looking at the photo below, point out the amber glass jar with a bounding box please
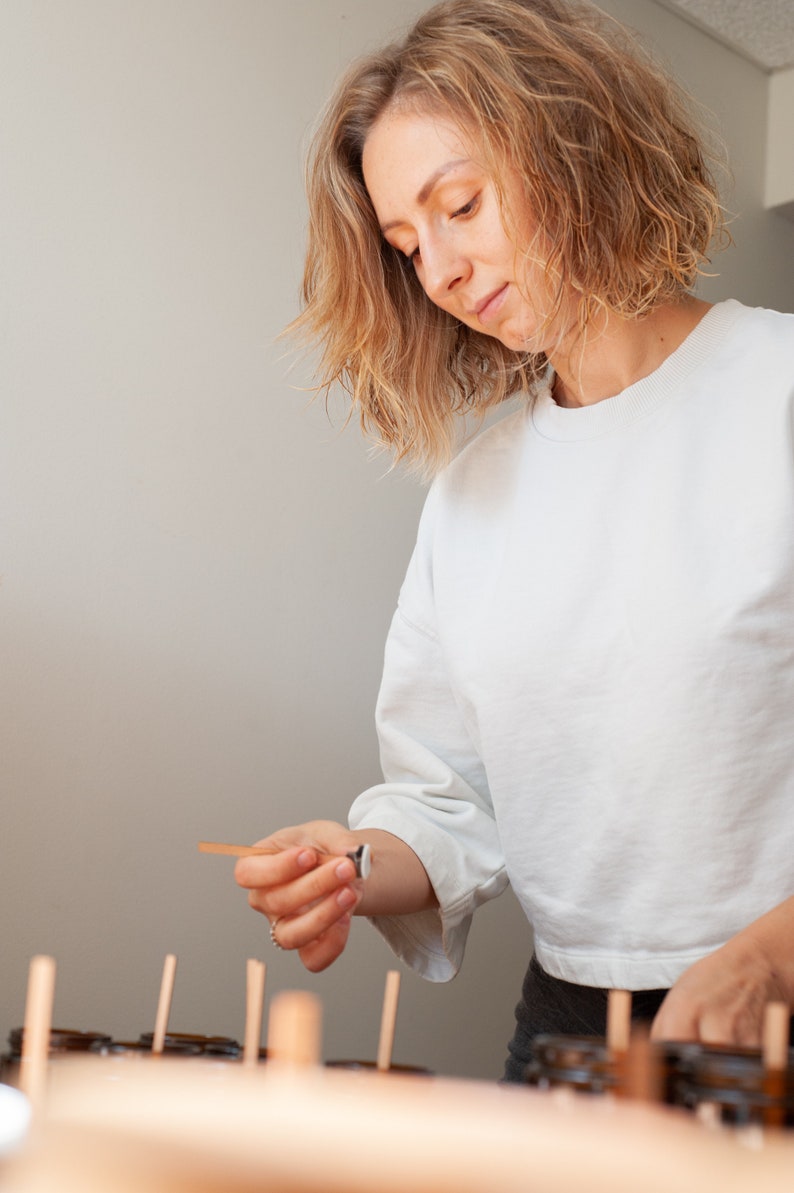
[1,1028,113,1085]
[673,1044,794,1129]
[7,1028,112,1056]
[136,1031,241,1058]
[527,1033,693,1105]
[526,1034,617,1095]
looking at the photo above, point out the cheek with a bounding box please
[481,221,518,266]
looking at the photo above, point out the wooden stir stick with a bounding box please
[198,840,372,879]
[18,954,57,1111]
[152,954,178,1055]
[243,959,266,1067]
[376,970,402,1072]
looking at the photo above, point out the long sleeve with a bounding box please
[349,490,509,981]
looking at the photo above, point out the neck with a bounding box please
[549,297,711,408]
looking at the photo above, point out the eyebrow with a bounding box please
[379,158,470,235]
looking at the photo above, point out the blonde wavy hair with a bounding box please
[289,0,728,475]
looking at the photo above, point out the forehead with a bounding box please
[361,108,480,216]
[364,106,473,165]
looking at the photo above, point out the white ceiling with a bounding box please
[654,0,794,71]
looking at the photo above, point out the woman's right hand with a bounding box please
[234,820,367,972]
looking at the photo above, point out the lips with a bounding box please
[472,284,509,324]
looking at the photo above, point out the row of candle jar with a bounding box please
[0,1027,431,1083]
[525,1034,794,1129]
[0,1027,252,1082]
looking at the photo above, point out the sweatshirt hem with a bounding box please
[534,940,723,990]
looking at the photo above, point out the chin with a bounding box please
[499,330,536,352]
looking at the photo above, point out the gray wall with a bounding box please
[1,0,792,1082]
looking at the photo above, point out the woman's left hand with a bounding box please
[650,895,794,1045]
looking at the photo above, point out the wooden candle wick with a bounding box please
[152,953,178,1055]
[606,989,632,1054]
[606,988,632,1100]
[243,958,266,1067]
[198,840,371,879]
[762,1000,790,1129]
[620,1025,663,1103]
[18,954,57,1111]
[762,1001,790,1072]
[267,990,322,1067]
[376,970,401,1072]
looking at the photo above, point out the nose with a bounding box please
[417,235,470,308]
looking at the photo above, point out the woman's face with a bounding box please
[362,107,564,353]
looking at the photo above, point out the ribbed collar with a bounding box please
[530,299,745,442]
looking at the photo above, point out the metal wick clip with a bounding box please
[346,843,372,880]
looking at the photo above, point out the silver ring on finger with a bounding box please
[269,917,285,950]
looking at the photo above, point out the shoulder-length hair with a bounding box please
[289,0,728,476]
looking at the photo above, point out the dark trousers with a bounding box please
[502,954,669,1083]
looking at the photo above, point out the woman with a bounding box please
[236,0,794,1080]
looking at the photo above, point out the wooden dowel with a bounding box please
[761,1001,790,1130]
[199,840,371,879]
[762,1001,790,1072]
[243,959,266,1067]
[267,991,322,1067]
[376,970,401,1072]
[606,989,632,1054]
[620,1025,662,1103]
[152,953,178,1055]
[18,955,56,1111]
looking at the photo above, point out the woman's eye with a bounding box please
[451,196,478,219]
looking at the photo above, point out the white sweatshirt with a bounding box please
[349,300,794,989]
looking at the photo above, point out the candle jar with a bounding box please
[526,1033,689,1104]
[526,1034,616,1095]
[136,1031,241,1058]
[1,1028,113,1086]
[673,1044,794,1129]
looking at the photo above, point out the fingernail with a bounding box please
[335,860,354,881]
[337,886,356,911]
[297,850,315,869]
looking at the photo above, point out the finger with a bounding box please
[271,883,361,953]
[234,846,318,890]
[248,887,319,919]
[650,998,699,1043]
[298,915,354,973]
[651,997,761,1047]
[699,1006,763,1048]
[258,857,358,921]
